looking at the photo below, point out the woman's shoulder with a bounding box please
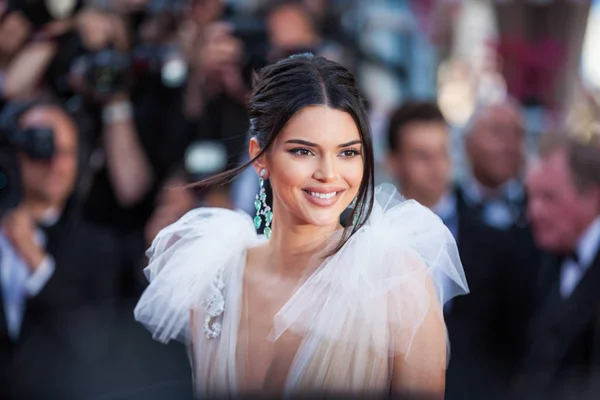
[133,207,261,343]
[365,184,468,294]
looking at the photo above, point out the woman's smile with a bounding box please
[301,187,347,207]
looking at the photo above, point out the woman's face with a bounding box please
[252,105,364,229]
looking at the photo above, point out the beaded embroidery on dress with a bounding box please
[203,268,225,339]
[134,184,469,397]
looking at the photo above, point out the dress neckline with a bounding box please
[231,241,337,395]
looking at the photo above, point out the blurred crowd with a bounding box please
[0,0,599,399]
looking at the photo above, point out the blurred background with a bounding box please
[0,0,599,399]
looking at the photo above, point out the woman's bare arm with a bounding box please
[391,263,447,399]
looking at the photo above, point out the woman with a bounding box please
[134,54,469,399]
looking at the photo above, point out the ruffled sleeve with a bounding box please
[133,208,260,344]
[271,184,469,362]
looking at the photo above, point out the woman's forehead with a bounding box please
[276,106,361,145]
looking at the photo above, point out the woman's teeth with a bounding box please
[310,191,337,199]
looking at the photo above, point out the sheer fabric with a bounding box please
[134,184,469,398]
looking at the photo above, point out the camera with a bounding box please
[71,47,133,99]
[45,30,133,102]
[0,102,55,213]
[0,152,22,214]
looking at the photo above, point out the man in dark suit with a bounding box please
[386,101,538,399]
[517,132,600,399]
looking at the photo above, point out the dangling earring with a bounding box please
[351,197,361,226]
[254,169,273,239]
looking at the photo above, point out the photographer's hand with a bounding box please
[3,207,47,272]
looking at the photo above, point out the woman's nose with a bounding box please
[313,156,336,182]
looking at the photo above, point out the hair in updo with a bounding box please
[197,53,375,255]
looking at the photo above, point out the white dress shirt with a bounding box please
[0,228,55,341]
[560,217,600,299]
[461,176,525,229]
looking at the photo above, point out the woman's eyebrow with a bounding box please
[284,139,362,148]
[285,139,319,147]
[338,140,362,148]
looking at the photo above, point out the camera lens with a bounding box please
[0,151,22,212]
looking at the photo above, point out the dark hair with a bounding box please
[387,101,446,153]
[538,131,600,192]
[195,53,375,256]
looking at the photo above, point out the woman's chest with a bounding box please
[235,279,304,392]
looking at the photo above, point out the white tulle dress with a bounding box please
[134,184,469,398]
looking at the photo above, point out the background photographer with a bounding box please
[47,3,192,297]
[0,99,126,398]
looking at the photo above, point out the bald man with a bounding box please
[460,100,528,230]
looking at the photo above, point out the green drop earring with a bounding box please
[254,169,273,239]
[351,197,361,226]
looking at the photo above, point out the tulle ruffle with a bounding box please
[133,208,262,343]
[270,184,469,361]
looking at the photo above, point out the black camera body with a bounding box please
[72,48,133,99]
[0,101,55,213]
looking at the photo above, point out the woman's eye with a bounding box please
[289,148,314,156]
[340,149,361,157]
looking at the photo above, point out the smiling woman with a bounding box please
[134,54,469,399]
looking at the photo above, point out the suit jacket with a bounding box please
[0,212,123,399]
[0,209,193,400]
[516,248,600,400]
[445,186,540,400]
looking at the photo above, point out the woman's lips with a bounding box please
[302,189,345,207]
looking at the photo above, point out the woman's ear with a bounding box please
[249,137,268,177]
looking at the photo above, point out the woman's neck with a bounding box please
[265,215,340,280]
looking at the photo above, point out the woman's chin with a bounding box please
[301,213,344,229]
